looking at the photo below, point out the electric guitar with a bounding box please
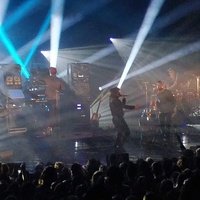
[91,94,103,122]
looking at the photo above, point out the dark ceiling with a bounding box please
[1,1,200,48]
[0,0,200,70]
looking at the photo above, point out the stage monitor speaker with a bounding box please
[67,63,90,102]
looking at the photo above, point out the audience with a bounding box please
[0,148,200,200]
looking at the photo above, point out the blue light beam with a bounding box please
[23,9,51,67]
[3,0,41,30]
[0,26,29,78]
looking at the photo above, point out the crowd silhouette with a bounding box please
[0,146,200,200]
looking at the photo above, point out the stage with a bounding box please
[0,120,200,172]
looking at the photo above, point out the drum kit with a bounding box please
[138,72,200,129]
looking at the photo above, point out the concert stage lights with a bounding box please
[50,0,65,69]
[3,0,41,30]
[99,38,200,91]
[0,27,30,78]
[0,0,9,26]
[98,0,165,91]
[0,0,43,78]
[125,39,200,80]
[117,0,164,89]
[24,10,51,69]
[99,1,200,91]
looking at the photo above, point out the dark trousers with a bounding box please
[47,100,60,128]
[159,112,173,139]
[112,116,130,148]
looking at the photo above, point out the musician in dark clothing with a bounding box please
[166,68,190,126]
[109,87,140,153]
[156,81,176,141]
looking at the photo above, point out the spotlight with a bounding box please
[99,87,102,91]
[117,0,164,88]
[50,0,64,68]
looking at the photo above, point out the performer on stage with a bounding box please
[166,68,190,125]
[109,87,140,153]
[166,68,178,91]
[156,80,176,141]
[44,67,65,132]
[166,68,188,93]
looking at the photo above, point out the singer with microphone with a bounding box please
[109,87,140,153]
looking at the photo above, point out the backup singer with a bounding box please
[156,81,176,141]
[109,87,140,153]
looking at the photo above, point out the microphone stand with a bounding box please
[141,81,149,120]
[138,81,151,144]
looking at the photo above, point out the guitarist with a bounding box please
[109,87,140,153]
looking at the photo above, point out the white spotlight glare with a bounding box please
[41,50,50,61]
[117,0,165,88]
[50,0,64,68]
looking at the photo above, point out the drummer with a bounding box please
[165,68,190,124]
[165,68,189,94]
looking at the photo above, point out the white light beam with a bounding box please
[117,0,165,88]
[50,0,64,68]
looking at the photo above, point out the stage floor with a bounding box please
[0,124,200,171]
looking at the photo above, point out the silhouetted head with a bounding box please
[110,87,121,97]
